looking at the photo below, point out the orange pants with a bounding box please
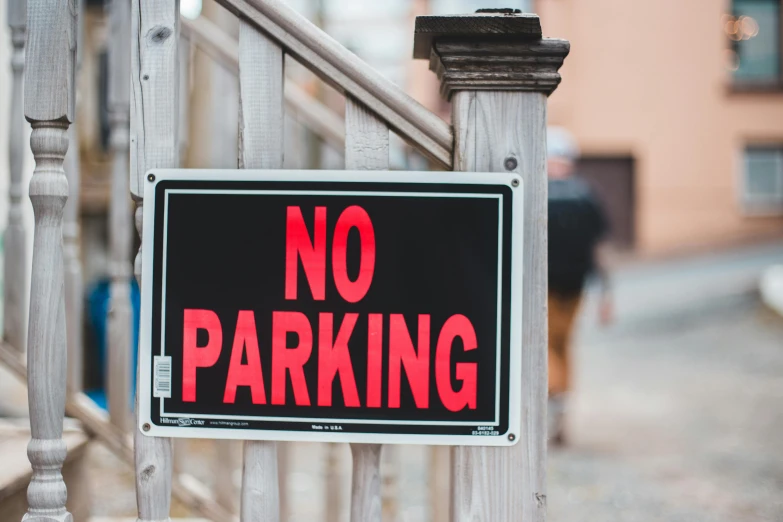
[548,292,582,396]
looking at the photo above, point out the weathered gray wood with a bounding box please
[430,446,450,522]
[429,39,570,99]
[106,0,134,433]
[345,98,389,171]
[413,13,568,522]
[214,441,240,515]
[324,443,341,522]
[0,340,235,522]
[345,97,388,522]
[3,0,28,355]
[215,0,452,169]
[131,2,179,520]
[381,445,399,522]
[63,124,83,396]
[237,21,282,522]
[178,33,192,163]
[22,0,77,519]
[450,88,549,522]
[129,1,181,198]
[350,444,381,522]
[170,32,193,483]
[181,15,345,153]
[64,0,85,393]
[412,12,541,60]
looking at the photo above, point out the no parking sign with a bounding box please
[138,170,523,445]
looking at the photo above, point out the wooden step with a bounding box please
[89,519,210,522]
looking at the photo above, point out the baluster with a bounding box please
[171,29,190,486]
[345,97,389,522]
[106,0,133,433]
[63,0,84,397]
[381,445,399,522]
[179,33,192,164]
[429,445,450,522]
[131,2,179,520]
[324,443,341,522]
[3,0,27,354]
[22,0,77,520]
[413,14,569,521]
[237,20,283,522]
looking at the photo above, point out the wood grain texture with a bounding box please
[214,441,240,515]
[63,120,83,396]
[3,5,28,354]
[350,444,382,522]
[23,103,73,522]
[131,1,179,520]
[345,98,389,522]
[107,0,134,433]
[429,446,450,522]
[181,15,346,153]
[380,445,399,522]
[345,98,389,171]
[412,13,541,59]
[0,424,90,522]
[429,38,570,99]
[22,0,77,519]
[178,34,192,163]
[450,90,548,522]
[129,0,181,198]
[62,0,84,395]
[0,340,235,522]
[24,0,75,122]
[324,443,341,522]
[237,21,282,522]
[215,0,452,169]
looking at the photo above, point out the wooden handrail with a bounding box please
[214,0,454,169]
[181,15,345,152]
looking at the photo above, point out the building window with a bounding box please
[743,146,783,213]
[727,0,781,86]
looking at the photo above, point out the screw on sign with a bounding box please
[138,170,523,445]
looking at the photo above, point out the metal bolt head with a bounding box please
[147,173,156,182]
[504,157,518,171]
[511,178,520,187]
[142,423,151,432]
[508,433,516,442]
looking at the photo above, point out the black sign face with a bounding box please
[139,170,523,446]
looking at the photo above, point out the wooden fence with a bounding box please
[3,0,568,520]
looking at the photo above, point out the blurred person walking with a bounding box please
[547,127,612,445]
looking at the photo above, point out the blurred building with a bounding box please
[538,0,783,255]
[291,0,783,256]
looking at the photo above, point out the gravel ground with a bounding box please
[548,298,783,522]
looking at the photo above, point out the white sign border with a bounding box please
[139,169,524,447]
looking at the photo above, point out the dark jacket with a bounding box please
[548,177,608,296]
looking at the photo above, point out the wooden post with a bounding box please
[3,0,28,354]
[63,0,85,397]
[130,2,179,520]
[106,0,134,433]
[22,0,77,520]
[237,20,283,522]
[381,445,399,522]
[346,97,389,522]
[413,13,569,522]
[429,446,450,522]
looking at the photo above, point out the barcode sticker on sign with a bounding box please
[154,356,172,398]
